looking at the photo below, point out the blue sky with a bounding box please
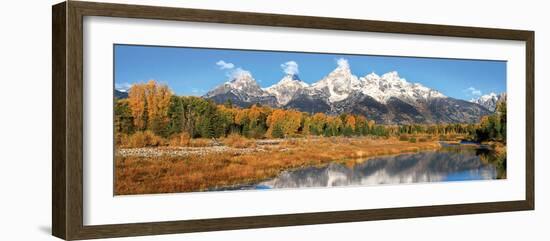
[114,44,506,100]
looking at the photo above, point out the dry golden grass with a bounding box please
[119,131,164,148]
[188,138,212,147]
[168,132,191,147]
[222,133,256,148]
[115,137,441,195]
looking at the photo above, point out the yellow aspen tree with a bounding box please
[128,84,147,130]
[127,80,172,133]
[345,115,356,130]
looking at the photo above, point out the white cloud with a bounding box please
[115,82,132,91]
[216,60,235,70]
[281,61,299,75]
[228,67,252,79]
[466,86,482,96]
[336,58,349,69]
[216,60,253,81]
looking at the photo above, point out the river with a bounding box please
[227,142,506,191]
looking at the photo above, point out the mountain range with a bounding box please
[470,92,507,112]
[203,64,498,124]
[114,89,128,99]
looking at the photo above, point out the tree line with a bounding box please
[474,101,506,143]
[115,80,506,142]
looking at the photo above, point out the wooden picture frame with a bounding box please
[52,1,534,240]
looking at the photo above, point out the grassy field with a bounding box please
[115,136,441,195]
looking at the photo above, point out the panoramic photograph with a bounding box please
[113,44,507,195]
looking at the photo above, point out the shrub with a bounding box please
[126,131,164,148]
[418,137,428,142]
[115,133,129,147]
[128,132,146,148]
[189,138,212,147]
[408,137,417,143]
[223,133,255,148]
[399,135,409,141]
[271,124,285,139]
[169,132,191,147]
[143,130,163,146]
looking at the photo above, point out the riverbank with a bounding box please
[115,136,441,195]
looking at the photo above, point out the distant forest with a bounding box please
[114,80,506,143]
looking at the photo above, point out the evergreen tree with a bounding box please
[114,99,135,134]
[271,123,285,138]
[323,126,332,137]
[166,96,183,136]
[343,126,353,137]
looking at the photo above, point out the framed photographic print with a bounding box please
[52,1,534,240]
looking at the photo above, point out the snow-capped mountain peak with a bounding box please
[330,63,352,75]
[277,74,308,86]
[470,92,505,112]
[265,74,309,105]
[365,72,380,80]
[381,71,404,82]
[225,71,260,90]
[312,65,361,103]
[204,66,490,124]
[359,71,445,104]
[204,71,275,104]
[472,92,498,102]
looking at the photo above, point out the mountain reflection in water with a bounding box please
[233,144,505,190]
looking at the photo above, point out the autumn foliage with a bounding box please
[115,81,505,146]
[127,80,172,134]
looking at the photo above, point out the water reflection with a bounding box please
[238,144,505,190]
